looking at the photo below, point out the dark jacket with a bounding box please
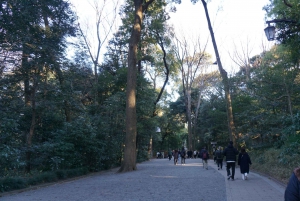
[215,149,223,160]
[174,151,179,159]
[223,144,238,162]
[238,152,252,173]
[285,167,300,201]
[200,149,209,160]
[181,150,186,157]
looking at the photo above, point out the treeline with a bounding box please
[1,0,300,191]
[0,0,184,182]
[186,45,300,151]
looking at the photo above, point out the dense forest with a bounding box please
[1,0,300,191]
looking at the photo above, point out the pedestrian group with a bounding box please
[166,140,252,182]
[163,141,299,199]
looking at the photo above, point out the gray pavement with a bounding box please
[0,157,285,201]
[207,159,285,201]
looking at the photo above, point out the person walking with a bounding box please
[193,150,197,159]
[188,150,193,159]
[223,141,239,180]
[181,147,186,165]
[168,150,172,161]
[215,146,223,170]
[200,147,209,170]
[173,150,179,165]
[238,148,252,180]
[285,167,300,201]
[213,149,216,163]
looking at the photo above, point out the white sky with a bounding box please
[168,0,272,74]
[70,0,272,75]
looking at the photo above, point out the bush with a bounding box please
[0,177,26,192]
[0,168,89,193]
[250,147,300,184]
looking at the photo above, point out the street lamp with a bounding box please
[264,19,297,41]
[264,22,276,41]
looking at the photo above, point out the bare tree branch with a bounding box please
[154,31,169,106]
[77,0,119,78]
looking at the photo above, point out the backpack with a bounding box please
[202,151,207,159]
[216,150,222,159]
[181,150,185,157]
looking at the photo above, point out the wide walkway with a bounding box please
[207,159,285,201]
[0,158,285,201]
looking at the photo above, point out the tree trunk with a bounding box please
[22,44,33,173]
[193,86,203,149]
[149,32,170,157]
[22,45,31,106]
[26,89,36,173]
[201,0,237,146]
[118,1,143,172]
[26,75,37,173]
[284,81,294,124]
[153,32,169,106]
[187,88,193,150]
[118,0,155,173]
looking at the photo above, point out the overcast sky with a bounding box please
[168,0,272,74]
[70,0,272,74]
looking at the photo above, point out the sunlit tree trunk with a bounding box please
[193,80,204,148]
[201,0,237,146]
[187,88,192,150]
[26,78,37,173]
[119,0,155,172]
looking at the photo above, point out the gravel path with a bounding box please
[0,158,226,201]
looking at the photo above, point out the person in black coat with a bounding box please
[215,146,223,170]
[238,148,252,180]
[173,150,179,165]
[285,167,300,201]
[223,141,239,180]
[181,147,186,165]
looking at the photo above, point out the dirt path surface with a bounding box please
[1,158,225,201]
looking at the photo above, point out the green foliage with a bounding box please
[0,168,88,193]
[0,177,26,193]
[251,147,300,184]
[278,133,300,165]
[264,0,300,51]
[1,0,299,194]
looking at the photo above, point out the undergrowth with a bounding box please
[249,146,300,184]
[0,168,88,193]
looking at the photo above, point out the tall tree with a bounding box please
[192,70,218,147]
[200,0,237,145]
[119,0,155,172]
[77,0,120,103]
[118,0,183,172]
[172,34,209,150]
[0,0,76,172]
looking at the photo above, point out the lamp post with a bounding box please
[264,19,297,41]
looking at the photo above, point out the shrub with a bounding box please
[0,177,26,192]
[0,168,89,193]
[250,147,300,184]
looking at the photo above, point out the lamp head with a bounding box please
[264,23,276,41]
